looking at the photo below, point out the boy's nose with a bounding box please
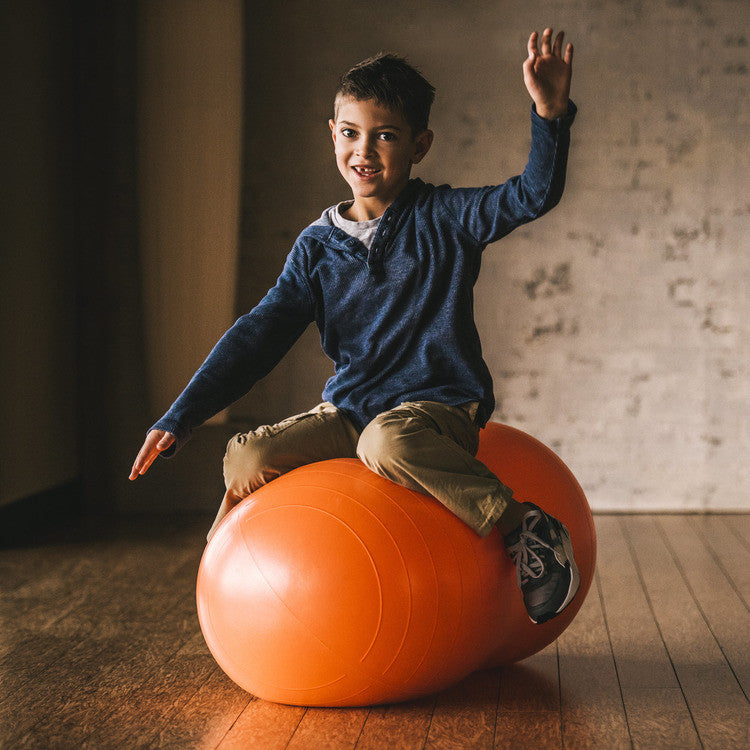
[356,137,376,156]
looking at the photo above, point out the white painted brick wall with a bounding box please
[237,0,750,510]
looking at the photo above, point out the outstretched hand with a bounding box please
[129,429,175,480]
[523,28,573,121]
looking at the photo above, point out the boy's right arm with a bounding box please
[128,249,315,479]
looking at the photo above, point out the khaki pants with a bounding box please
[208,401,520,541]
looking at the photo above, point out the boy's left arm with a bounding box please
[436,28,575,245]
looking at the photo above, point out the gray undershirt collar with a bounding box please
[328,201,382,250]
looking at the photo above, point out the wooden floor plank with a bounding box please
[622,517,722,664]
[285,705,370,750]
[3,518,208,748]
[2,541,200,745]
[494,711,561,749]
[0,534,144,664]
[424,668,499,750]
[623,516,750,749]
[5,638,131,748]
[154,666,250,749]
[423,668,500,749]
[34,625,203,750]
[494,643,561,749]
[355,695,435,750]
[595,517,677,688]
[622,687,701,750]
[23,576,202,747]
[728,514,750,547]
[596,516,700,749]
[217,699,307,749]
[698,515,750,609]
[557,528,631,750]
[79,593,217,748]
[497,642,559,713]
[0,540,81,601]
[4,513,750,749]
[659,516,750,698]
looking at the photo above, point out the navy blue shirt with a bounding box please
[153,103,576,451]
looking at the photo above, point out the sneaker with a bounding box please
[503,503,580,624]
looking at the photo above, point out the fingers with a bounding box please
[129,430,175,480]
[129,439,155,480]
[527,30,539,60]
[552,30,564,57]
[541,27,553,56]
[564,42,574,66]
[528,28,570,62]
[136,445,160,477]
[157,433,175,451]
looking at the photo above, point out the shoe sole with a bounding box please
[557,524,581,610]
[531,523,581,624]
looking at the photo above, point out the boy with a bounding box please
[131,29,579,624]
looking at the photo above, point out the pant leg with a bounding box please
[356,401,522,537]
[208,402,360,540]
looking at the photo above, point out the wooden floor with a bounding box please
[1,513,749,749]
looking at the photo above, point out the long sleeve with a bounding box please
[150,250,315,453]
[435,100,576,245]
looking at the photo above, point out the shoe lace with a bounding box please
[506,511,554,588]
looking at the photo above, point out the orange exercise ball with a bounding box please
[196,422,596,707]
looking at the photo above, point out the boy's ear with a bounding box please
[329,119,336,142]
[411,129,434,165]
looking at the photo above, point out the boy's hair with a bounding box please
[334,52,435,135]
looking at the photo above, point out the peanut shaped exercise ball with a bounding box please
[196,422,596,706]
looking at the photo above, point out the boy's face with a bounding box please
[329,96,433,219]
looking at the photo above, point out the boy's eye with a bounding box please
[338,128,397,141]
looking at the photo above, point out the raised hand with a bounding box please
[523,28,573,121]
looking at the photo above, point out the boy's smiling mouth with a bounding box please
[352,165,382,177]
